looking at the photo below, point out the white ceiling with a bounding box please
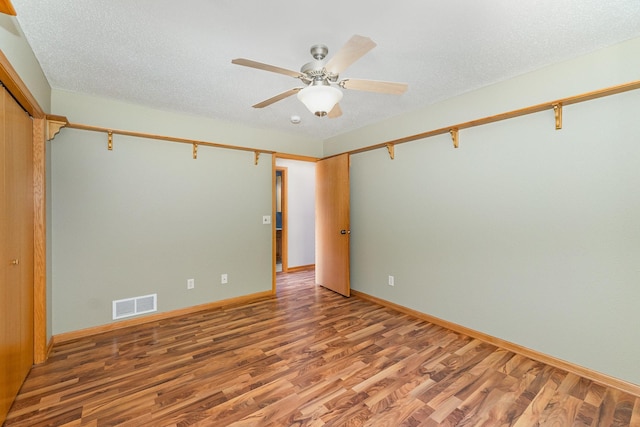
[11,0,640,140]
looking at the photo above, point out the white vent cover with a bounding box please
[112,294,157,320]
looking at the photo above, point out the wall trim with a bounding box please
[53,290,274,344]
[271,154,277,294]
[351,289,640,398]
[275,153,319,162]
[32,117,47,363]
[0,49,44,118]
[45,337,54,358]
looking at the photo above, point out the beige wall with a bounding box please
[340,37,640,385]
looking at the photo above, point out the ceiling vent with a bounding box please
[112,294,157,320]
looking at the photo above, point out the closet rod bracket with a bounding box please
[107,131,113,150]
[254,151,260,165]
[386,143,395,160]
[553,103,563,130]
[193,143,198,159]
[46,115,68,141]
[450,128,459,148]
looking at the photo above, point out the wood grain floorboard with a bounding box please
[5,269,639,426]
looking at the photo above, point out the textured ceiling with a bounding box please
[11,0,640,140]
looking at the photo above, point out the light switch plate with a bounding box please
[262,215,271,224]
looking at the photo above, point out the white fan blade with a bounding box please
[252,88,302,108]
[232,58,303,79]
[341,79,408,95]
[325,35,376,75]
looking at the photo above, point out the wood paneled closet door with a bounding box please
[0,84,34,424]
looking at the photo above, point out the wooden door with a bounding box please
[0,85,34,424]
[315,153,350,296]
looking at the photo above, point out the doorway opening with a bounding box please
[273,157,317,290]
[275,167,287,273]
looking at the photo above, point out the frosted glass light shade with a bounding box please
[297,85,343,117]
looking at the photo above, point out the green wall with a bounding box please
[52,89,323,158]
[0,14,50,112]
[50,130,268,334]
[49,91,322,334]
[337,38,640,385]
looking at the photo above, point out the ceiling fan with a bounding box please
[231,35,408,118]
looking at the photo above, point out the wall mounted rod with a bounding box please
[53,120,276,156]
[346,79,640,158]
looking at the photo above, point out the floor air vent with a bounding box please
[112,294,157,320]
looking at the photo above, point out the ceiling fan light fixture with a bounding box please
[297,84,343,117]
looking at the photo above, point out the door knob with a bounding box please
[340,230,351,235]
[10,259,19,266]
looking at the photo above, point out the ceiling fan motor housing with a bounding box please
[300,60,326,76]
[301,44,340,84]
[309,44,328,60]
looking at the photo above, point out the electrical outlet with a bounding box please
[388,275,394,287]
[187,278,195,290]
[221,273,228,284]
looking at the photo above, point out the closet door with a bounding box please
[0,85,34,423]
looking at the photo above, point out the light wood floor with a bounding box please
[6,269,640,426]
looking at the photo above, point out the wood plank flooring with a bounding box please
[5,269,640,426]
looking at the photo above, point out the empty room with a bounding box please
[1,1,640,425]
